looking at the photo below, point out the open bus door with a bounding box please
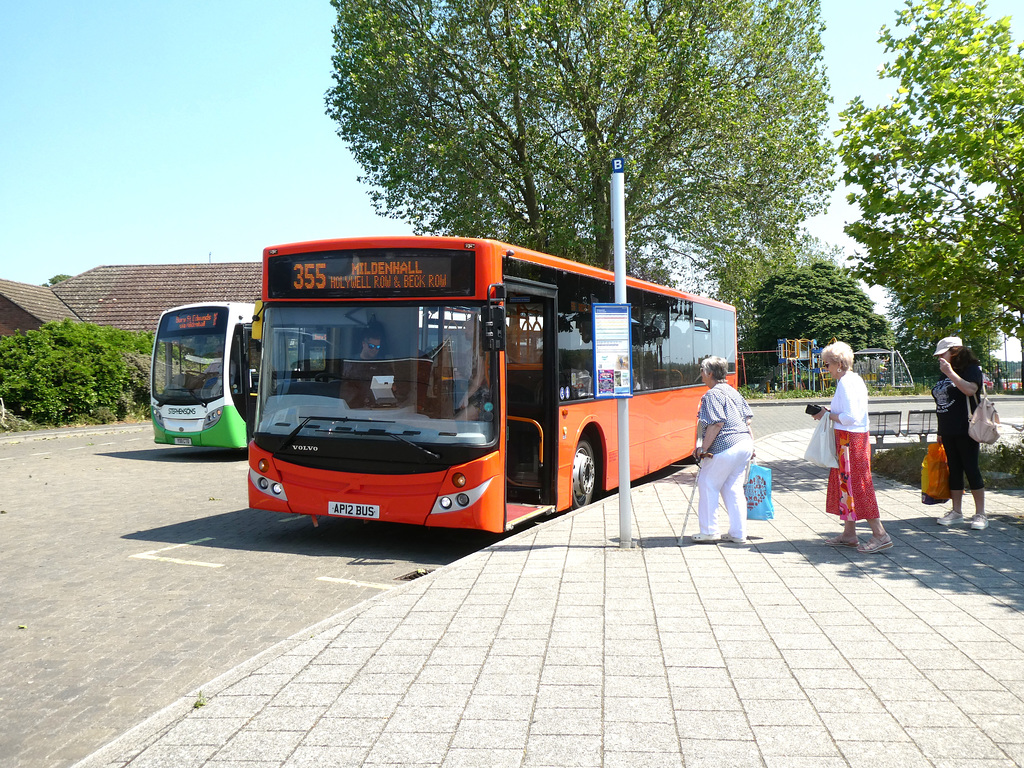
[504,280,558,527]
[227,322,256,442]
[240,301,262,441]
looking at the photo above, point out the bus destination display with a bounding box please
[167,309,223,332]
[267,249,476,299]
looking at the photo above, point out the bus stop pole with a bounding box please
[611,158,632,549]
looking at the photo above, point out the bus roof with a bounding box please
[262,235,735,312]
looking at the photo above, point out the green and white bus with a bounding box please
[151,302,256,448]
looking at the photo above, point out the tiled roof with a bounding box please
[51,263,262,332]
[0,278,80,323]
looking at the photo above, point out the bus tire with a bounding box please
[571,436,597,509]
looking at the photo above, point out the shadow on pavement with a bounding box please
[99,447,248,463]
[122,507,503,563]
[756,528,1024,612]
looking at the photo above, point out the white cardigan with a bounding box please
[829,371,869,433]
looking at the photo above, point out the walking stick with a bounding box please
[677,454,709,545]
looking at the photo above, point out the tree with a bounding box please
[326,0,834,290]
[730,231,843,348]
[838,0,1024,346]
[747,262,893,354]
[886,287,1002,380]
[46,274,71,286]
[0,320,152,425]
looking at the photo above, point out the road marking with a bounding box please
[97,442,114,446]
[130,538,224,568]
[67,446,88,451]
[317,576,394,590]
[30,452,51,457]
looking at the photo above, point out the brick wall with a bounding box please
[0,296,44,336]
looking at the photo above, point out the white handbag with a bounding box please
[804,415,839,468]
[968,383,1000,444]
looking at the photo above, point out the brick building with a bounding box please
[0,278,80,335]
[0,263,262,336]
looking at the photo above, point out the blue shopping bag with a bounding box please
[745,463,774,520]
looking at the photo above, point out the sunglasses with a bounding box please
[363,341,381,350]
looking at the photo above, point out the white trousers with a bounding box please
[697,438,754,538]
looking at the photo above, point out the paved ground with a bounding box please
[72,400,1024,768]
[0,426,496,768]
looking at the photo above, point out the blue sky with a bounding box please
[1,1,1020,326]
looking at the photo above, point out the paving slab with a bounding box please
[69,419,1024,768]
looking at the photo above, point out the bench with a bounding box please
[867,410,903,449]
[904,409,937,442]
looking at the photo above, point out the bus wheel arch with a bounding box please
[571,426,603,509]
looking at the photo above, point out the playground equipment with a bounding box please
[776,338,830,392]
[853,348,915,389]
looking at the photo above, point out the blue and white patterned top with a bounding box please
[697,383,753,454]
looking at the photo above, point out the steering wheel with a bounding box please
[314,372,344,382]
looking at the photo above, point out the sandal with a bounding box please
[857,535,893,554]
[825,535,859,548]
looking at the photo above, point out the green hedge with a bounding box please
[0,320,153,426]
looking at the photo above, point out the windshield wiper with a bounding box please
[275,415,392,451]
[384,431,440,461]
[156,387,203,405]
[276,416,334,453]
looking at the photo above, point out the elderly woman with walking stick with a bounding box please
[690,356,754,544]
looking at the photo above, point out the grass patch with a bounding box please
[873,438,1024,493]
[739,383,932,400]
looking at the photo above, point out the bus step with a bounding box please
[506,503,555,530]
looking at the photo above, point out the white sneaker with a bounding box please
[690,533,720,543]
[970,514,989,530]
[724,534,747,544]
[937,511,963,526]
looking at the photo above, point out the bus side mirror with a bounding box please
[485,305,505,351]
[251,300,264,341]
[485,283,505,351]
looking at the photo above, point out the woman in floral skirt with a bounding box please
[813,341,892,553]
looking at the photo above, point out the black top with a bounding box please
[932,365,983,436]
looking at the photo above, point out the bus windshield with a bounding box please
[255,303,496,447]
[152,308,228,405]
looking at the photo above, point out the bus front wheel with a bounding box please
[571,437,597,509]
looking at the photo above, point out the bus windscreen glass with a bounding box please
[152,308,229,405]
[254,303,496,451]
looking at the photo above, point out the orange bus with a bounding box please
[248,236,736,533]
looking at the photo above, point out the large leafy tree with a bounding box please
[727,231,843,348]
[885,285,1003,381]
[326,0,833,292]
[838,0,1024,346]
[748,262,893,354]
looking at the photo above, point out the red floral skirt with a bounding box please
[826,430,880,521]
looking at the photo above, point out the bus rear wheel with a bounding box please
[571,437,597,509]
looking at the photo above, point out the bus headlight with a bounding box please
[203,407,223,429]
[152,408,165,428]
[250,469,287,500]
[430,478,492,515]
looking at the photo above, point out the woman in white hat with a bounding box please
[931,336,986,529]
